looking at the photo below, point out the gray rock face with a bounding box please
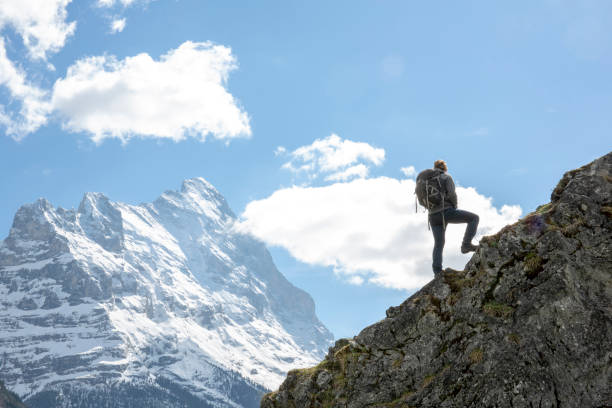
[262,152,612,408]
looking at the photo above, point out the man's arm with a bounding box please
[445,175,458,208]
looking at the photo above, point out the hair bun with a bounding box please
[434,160,447,171]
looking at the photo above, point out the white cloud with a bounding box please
[0,38,51,140]
[110,18,126,33]
[282,134,385,182]
[237,176,521,290]
[347,276,364,285]
[0,0,73,138]
[274,146,287,156]
[97,0,150,34]
[324,164,369,182]
[51,41,251,144]
[0,0,76,60]
[400,166,416,178]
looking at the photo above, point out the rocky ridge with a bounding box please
[0,382,27,408]
[262,152,612,408]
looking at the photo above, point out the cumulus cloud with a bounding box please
[110,18,126,33]
[325,164,369,182]
[0,0,73,138]
[0,0,76,60]
[97,0,151,34]
[400,166,416,178]
[280,134,385,182]
[51,41,251,144]
[0,38,51,140]
[237,175,521,291]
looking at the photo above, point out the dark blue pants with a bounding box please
[429,208,479,274]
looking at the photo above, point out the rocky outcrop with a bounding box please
[262,152,612,408]
[0,381,27,408]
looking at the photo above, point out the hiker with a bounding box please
[415,160,479,275]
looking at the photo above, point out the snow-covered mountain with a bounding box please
[0,178,333,408]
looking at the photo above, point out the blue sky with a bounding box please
[1,0,610,339]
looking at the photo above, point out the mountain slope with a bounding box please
[0,178,333,408]
[0,381,27,408]
[262,152,612,408]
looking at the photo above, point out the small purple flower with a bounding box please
[527,214,546,234]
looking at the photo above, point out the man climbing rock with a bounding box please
[416,160,479,275]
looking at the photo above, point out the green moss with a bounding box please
[392,357,403,368]
[469,348,483,364]
[421,374,436,388]
[444,270,474,293]
[333,344,351,358]
[562,218,585,237]
[334,373,347,388]
[524,252,543,279]
[317,389,335,408]
[483,301,514,319]
[420,295,443,318]
[507,333,521,345]
[374,391,416,407]
[430,295,441,309]
[480,235,498,248]
[535,202,553,214]
[449,277,472,292]
[601,206,612,219]
[289,359,332,379]
[438,342,449,355]
[261,391,278,407]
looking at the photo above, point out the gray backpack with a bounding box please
[415,169,446,211]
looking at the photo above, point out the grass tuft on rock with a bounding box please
[469,348,484,364]
[535,202,554,214]
[524,252,543,279]
[483,301,514,319]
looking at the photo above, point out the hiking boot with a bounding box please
[461,243,478,254]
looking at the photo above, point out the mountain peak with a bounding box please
[34,197,53,210]
[13,197,53,218]
[77,191,111,214]
[6,198,61,246]
[155,177,235,220]
[181,177,218,194]
[262,152,612,408]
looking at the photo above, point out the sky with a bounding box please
[0,0,610,339]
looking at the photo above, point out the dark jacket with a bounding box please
[428,170,458,214]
